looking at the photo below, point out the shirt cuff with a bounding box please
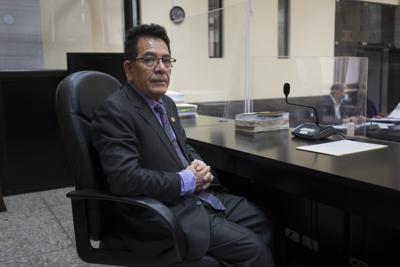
[178,169,196,196]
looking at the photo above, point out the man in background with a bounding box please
[318,83,349,125]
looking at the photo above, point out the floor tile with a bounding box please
[3,192,47,215]
[49,203,75,244]
[0,247,115,267]
[40,187,74,207]
[0,187,116,266]
[0,206,72,262]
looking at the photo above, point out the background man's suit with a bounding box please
[317,95,348,125]
[91,83,273,265]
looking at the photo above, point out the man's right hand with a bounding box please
[186,160,214,192]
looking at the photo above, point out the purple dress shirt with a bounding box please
[133,88,196,195]
[134,87,225,211]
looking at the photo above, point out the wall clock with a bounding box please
[170,6,185,24]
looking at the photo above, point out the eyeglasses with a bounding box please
[133,56,176,68]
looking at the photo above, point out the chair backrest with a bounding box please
[56,70,121,239]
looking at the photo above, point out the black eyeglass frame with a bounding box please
[133,57,177,68]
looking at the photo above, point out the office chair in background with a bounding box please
[55,71,220,267]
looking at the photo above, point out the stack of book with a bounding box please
[176,103,198,118]
[166,91,185,103]
[235,111,289,133]
[166,90,198,118]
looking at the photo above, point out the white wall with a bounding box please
[35,0,338,100]
[251,0,277,56]
[141,0,248,102]
[250,0,337,100]
[40,0,123,69]
[34,0,395,101]
[291,0,335,57]
[142,0,338,101]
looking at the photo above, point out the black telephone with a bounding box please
[291,123,337,140]
[283,83,337,140]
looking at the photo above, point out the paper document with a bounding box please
[333,122,394,129]
[296,140,387,156]
[369,117,400,123]
[388,102,400,118]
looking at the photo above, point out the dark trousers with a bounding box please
[206,192,275,267]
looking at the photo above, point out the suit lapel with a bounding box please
[124,84,184,168]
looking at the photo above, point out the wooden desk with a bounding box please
[185,117,400,230]
[185,116,400,266]
[180,114,229,128]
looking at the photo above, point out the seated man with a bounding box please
[317,83,349,125]
[366,98,378,118]
[91,23,275,267]
[318,83,375,125]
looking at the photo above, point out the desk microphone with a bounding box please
[284,83,320,125]
[283,82,336,140]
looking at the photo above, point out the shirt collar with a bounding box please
[130,82,163,109]
[329,94,341,106]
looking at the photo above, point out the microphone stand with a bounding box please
[285,96,320,126]
[283,83,336,140]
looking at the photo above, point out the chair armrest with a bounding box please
[67,189,186,261]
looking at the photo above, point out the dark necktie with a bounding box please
[153,103,225,211]
[153,103,188,166]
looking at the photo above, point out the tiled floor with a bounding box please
[0,187,113,266]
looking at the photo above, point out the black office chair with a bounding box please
[55,71,220,267]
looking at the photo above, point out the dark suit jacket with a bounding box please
[317,95,374,125]
[91,83,213,260]
[317,95,346,125]
[367,98,378,117]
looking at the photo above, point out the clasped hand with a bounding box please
[186,159,214,192]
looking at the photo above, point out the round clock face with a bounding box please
[170,6,185,24]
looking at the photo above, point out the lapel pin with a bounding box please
[171,117,176,122]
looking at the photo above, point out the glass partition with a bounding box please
[165,1,373,138]
[167,2,248,122]
[161,0,377,138]
[252,56,369,137]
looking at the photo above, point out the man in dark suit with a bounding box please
[91,24,275,267]
[317,83,349,125]
[318,83,372,125]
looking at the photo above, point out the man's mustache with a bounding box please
[151,77,168,82]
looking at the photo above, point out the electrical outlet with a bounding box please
[284,228,300,243]
[312,239,319,252]
[301,234,319,252]
[302,235,312,249]
[350,257,369,267]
